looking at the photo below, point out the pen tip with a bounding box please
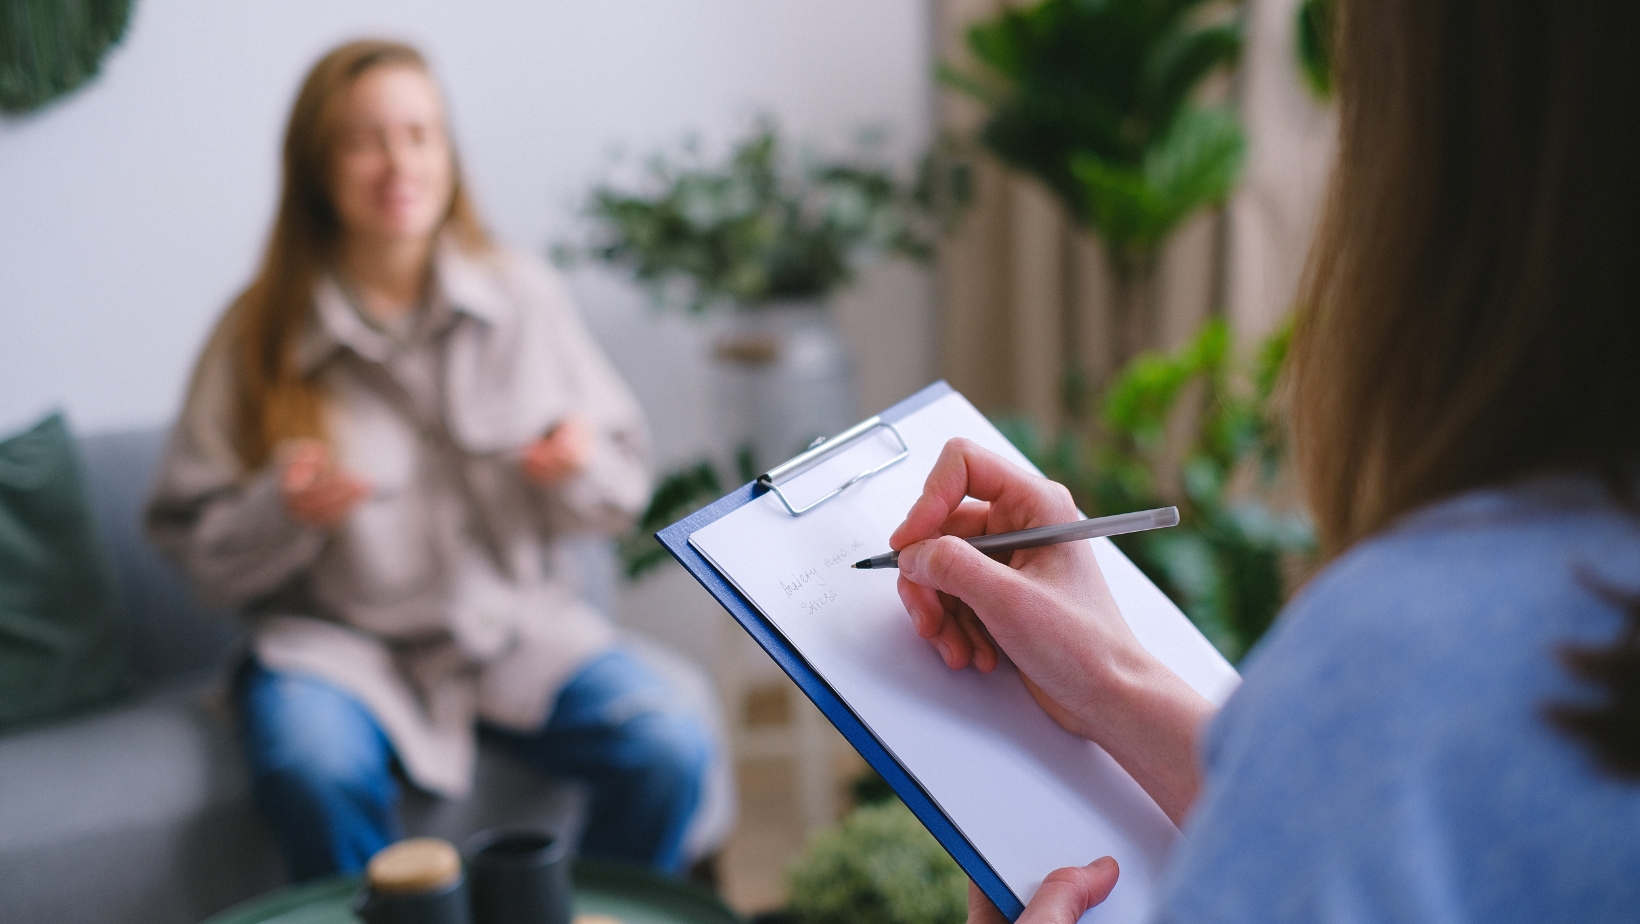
[851,560,868,569]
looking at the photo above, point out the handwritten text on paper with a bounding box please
[780,539,867,616]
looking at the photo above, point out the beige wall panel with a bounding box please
[1226,0,1338,341]
[1155,210,1221,353]
[1007,178,1068,428]
[938,159,1019,411]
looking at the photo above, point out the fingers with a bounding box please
[897,576,946,640]
[279,441,369,528]
[1017,859,1119,924]
[547,416,592,466]
[279,439,330,493]
[889,439,1076,550]
[288,475,368,521]
[967,882,1010,924]
[954,601,999,673]
[522,418,594,485]
[897,533,1028,621]
[942,500,992,539]
[896,545,1005,672]
[523,449,577,484]
[896,580,997,672]
[928,593,978,669]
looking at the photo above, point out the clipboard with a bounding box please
[657,381,1236,921]
[657,381,1024,913]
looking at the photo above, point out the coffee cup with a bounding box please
[352,837,473,924]
[465,827,573,924]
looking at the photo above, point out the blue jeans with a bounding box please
[238,649,711,882]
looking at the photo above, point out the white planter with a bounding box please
[708,300,858,475]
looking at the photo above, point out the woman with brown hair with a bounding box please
[894,0,1640,920]
[146,40,709,881]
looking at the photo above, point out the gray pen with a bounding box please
[851,505,1180,570]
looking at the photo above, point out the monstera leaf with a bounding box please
[1071,106,1245,263]
[0,0,133,114]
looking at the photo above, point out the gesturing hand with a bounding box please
[521,415,592,486]
[966,860,1119,924]
[279,439,370,529]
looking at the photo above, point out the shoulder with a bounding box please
[1159,476,1640,922]
[1220,477,1640,776]
[1243,478,1639,716]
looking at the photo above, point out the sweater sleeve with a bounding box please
[519,263,653,538]
[144,331,327,610]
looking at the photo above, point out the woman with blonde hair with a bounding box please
[893,0,1640,920]
[147,40,709,881]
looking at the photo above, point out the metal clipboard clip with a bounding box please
[756,416,911,516]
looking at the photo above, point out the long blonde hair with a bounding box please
[208,39,492,470]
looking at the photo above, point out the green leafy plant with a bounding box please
[619,446,761,580]
[785,800,967,924]
[998,318,1313,661]
[942,0,1245,277]
[1,0,132,114]
[566,120,948,313]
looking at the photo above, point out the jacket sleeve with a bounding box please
[144,330,327,610]
[519,262,653,538]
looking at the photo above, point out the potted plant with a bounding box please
[941,0,1246,382]
[776,798,967,924]
[567,119,943,474]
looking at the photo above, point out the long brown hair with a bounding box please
[207,39,491,470]
[1290,2,1640,772]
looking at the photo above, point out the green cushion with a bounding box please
[0,413,131,730]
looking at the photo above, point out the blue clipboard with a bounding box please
[655,380,1025,920]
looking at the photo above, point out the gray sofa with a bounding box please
[0,427,732,924]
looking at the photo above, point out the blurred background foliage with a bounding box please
[0,0,132,114]
[940,0,1245,278]
[998,319,1313,662]
[1295,0,1336,100]
[782,798,967,924]
[562,119,961,313]
[619,447,759,580]
[624,319,1314,663]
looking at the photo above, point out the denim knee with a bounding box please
[616,710,713,795]
[239,665,398,816]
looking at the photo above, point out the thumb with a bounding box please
[1019,859,1120,924]
[898,533,1028,617]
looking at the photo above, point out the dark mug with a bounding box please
[353,837,473,924]
[465,827,573,924]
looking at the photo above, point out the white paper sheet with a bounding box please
[690,391,1239,923]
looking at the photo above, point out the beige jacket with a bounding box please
[146,243,651,797]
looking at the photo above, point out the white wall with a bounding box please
[0,0,936,467]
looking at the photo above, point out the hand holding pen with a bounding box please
[888,438,1213,825]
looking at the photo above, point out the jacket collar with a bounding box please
[294,238,510,375]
